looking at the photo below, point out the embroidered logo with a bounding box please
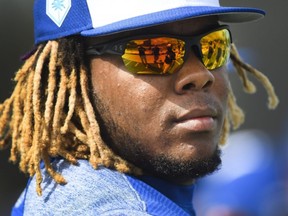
[46,0,71,27]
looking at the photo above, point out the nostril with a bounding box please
[203,80,213,89]
[183,83,195,90]
[182,79,213,91]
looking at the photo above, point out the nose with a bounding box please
[174,52,215,94]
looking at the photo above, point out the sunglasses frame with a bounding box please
[86,25,232,72]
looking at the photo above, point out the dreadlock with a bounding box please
[0,37,141,196]
[219,43,279,144]
[0,37,279,195]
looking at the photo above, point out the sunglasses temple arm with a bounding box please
[86,44,124,56]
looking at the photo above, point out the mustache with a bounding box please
[166,94,225,121]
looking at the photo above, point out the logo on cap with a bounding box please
[46,0,71,27]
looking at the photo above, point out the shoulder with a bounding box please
[23,159,148,215]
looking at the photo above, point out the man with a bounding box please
[0,0,279,215]
[138,45,148,66]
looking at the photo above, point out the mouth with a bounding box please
[175,108,218,132]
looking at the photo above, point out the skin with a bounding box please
[88,17,230,184]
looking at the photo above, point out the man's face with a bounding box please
[88,17,229,183]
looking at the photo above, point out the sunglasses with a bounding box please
[86,25,232,75]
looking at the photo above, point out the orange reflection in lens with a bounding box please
[201,29,231,70]
[122,37,185,74]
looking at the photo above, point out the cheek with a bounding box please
[90,58,165,129]
[90,58,121,95]
[210,69,230,131]
[214,69,230,105]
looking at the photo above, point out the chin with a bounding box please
[141,146,222,180]
[176,138,219,160]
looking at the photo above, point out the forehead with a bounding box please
[85,16,219,45]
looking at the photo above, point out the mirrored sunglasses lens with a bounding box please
[201,29,231,70]
[122,37,185,74]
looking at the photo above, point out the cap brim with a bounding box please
[81,6,265,37]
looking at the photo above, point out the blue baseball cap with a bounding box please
[34,0,265,44]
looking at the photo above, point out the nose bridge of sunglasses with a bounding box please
[189,41,202,60]
[182,38,203,63]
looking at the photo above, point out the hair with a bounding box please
[0,36,278,195]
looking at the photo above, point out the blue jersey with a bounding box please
[12,159,196,216]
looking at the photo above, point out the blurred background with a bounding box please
[0,0,287,215]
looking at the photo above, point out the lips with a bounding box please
[175,108,218,132]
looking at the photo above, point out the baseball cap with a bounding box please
[34,0,265,44]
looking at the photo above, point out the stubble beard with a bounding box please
[92,93,222,180]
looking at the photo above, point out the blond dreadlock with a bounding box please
[219,43,279,145]
[0,37,141,196]
[0,38,279,195]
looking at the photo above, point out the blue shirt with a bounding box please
[12,159,196,216]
